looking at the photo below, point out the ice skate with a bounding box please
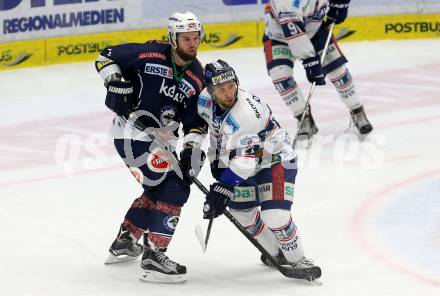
[295,110,318,148]
[104,225,143,264]
[140,247,187,284]
[350,106,373,135]
[289,256,322,282]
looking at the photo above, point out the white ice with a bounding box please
[1,39,439,296]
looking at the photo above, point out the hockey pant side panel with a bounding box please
[147,201,182,249]
[114,139,190,242]
[256,160,297,211]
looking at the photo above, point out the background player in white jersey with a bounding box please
[263,0,373,138]
[182,60,321,280]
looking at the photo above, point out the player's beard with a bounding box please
[176,46,197,62]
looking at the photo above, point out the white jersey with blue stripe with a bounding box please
[196,88,296,180]
[265,0,328,59]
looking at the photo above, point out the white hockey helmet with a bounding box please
[168,11,203,48]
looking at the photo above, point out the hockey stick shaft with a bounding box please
[204,216,214,248]
[292,22,335,148]
[191,177,215,250]
[190,177,302,279]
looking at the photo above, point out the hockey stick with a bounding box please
[190,177,321,281]
[292,22,335,148]
[192,177,214,253]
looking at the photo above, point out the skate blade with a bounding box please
[194,224,207,253]
[307,279,323,286]
[344,123,371,142]
[296,135,314,149]
[140,270,187,284]
[104,253,138,265]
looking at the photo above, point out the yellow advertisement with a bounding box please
[44,28,167,65]
[1,15,439,71]
[200,22,259,50]
[43,22,259,66]
[333,14,440,42]
[0,39,45,70]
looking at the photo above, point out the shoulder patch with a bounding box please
[95,59,113,71]
[185,69,203,91]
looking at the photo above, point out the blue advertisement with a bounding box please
[0,0,126,41]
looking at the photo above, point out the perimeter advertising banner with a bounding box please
[44,21,259,65]
[2,0,440,43]
[0,0,139,43]
[1,1,439,70]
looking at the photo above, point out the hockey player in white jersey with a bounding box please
[182,60,321,280]
[263,0,372,139]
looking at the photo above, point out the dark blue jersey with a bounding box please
[99,41,206,134]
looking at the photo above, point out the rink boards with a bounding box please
[0,13,439,70]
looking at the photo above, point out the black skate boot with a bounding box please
[140,246,187,284]
[295,108,319,142]
[104,225,143,265]
[350,106,373,135]
[290,256,322,281]
[260,251,289,267]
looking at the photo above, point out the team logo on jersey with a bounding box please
[144,63,173,79]
[160,106,176,127]
[240,135,259,146]
[163,215,179,232]
[146,147,173,173]
[129,167,144,184]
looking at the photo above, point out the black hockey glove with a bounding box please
[210,159,225,181]
[203,182,234,219]
[179,147,206,185]
[302,55,326,85]
[105,80,135,116]
[327,0,350,25]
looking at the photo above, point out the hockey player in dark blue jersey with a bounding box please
[95,11,207,283]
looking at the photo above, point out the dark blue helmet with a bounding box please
[204,60,239,93]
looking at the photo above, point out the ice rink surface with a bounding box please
[1,39,439,296]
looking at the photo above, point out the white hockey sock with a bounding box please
[229,208,279,256]
[327,66,362,111]
[261,209,304,263]
[269,66,306,117]
[278,80,307,117]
